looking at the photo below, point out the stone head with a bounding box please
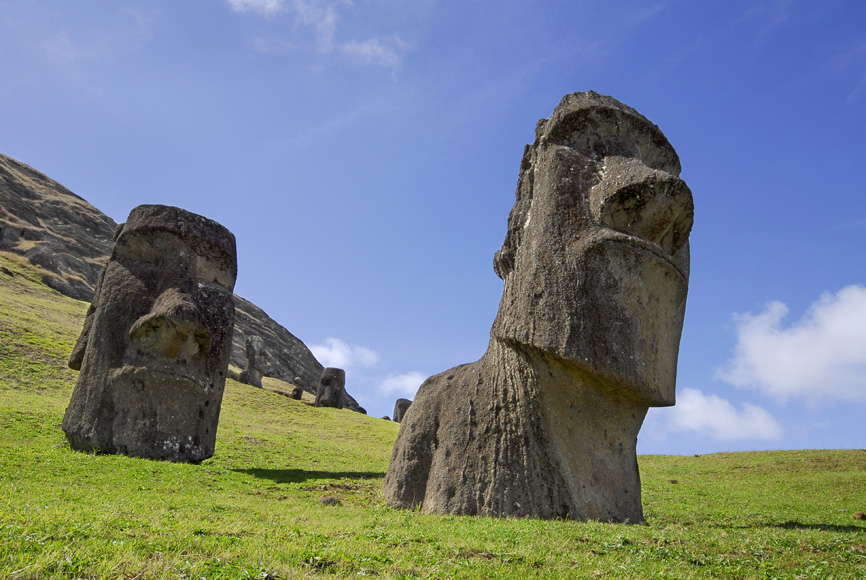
[65,204,237,461]
[491,92,693,406]
[315,367,346,408]
[245,335,265,369]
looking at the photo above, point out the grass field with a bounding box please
[1,252,864,579]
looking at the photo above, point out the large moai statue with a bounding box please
[384,92,694,522]
[315,367,346,408]
[237,335,266,388]
[63,204,238,464]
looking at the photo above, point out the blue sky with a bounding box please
[1,0,864,455]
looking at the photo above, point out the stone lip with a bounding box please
[0,151,365,413]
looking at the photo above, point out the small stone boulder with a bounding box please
[315,367,346,409]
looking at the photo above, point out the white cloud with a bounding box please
[227,0,404,69]
[227,0,285,16]
[650,388,783,441]
[341,38,400,68]
[717,285,866,403]
[379,372,425,398]
[309,337,380,370]
[292,0,337,51]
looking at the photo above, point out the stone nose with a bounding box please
[591,157,694,256]
[129,287,211,361]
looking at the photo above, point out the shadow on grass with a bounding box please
[773,520,866,533]
[233,468,385,484]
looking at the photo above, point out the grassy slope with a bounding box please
[0,252,864,580]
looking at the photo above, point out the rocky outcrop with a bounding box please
[0,152,366,412]
[384,92,694,522]
[63,205,238,463]
[0,153,116,301]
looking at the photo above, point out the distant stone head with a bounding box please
[63,204,238,463]
[315,367,346,409]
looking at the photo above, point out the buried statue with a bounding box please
[63,205,238,463]
[383,92,694,522]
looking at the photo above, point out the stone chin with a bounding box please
[563,230,688,407]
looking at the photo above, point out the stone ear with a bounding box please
[493,145,536,279]
[68,305,93,370]
[68,267,108,370]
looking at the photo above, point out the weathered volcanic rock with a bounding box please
[383,92,694,522]
[63,204,238,463]
[0,153,116,301]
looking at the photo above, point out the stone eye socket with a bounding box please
[195,253,235,291]
[114,230,235,290]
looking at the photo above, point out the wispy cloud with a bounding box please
[739,0,792,38]
[227,0,405,69]
[38,7,153,65]
[309,337,380,370]
[379,372,425,398]
[342,37,401,68]
[833,40,866,103]
[717,285,866,403]
[648,388,783,442]
[226,0,285,17]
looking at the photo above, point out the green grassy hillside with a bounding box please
[1,252,864,579]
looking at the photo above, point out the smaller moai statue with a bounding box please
[62,204,238,463]
[237,335,266,388]
[315,367,346,408]
[392,398,412,423]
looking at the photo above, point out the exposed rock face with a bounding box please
[392,398,412,423]
[237,335,266,388]
[62,205,238,463]
[0,153,116,301]
[0,152,365,412]
[383,92,694,522]
[315,367,346,409]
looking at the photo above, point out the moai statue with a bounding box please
[315,367,346,408]
[63,204,238,463]
[392,398,412,423]
[384,92,693,522]
[237,335,266,388]
[289,385,304,400]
